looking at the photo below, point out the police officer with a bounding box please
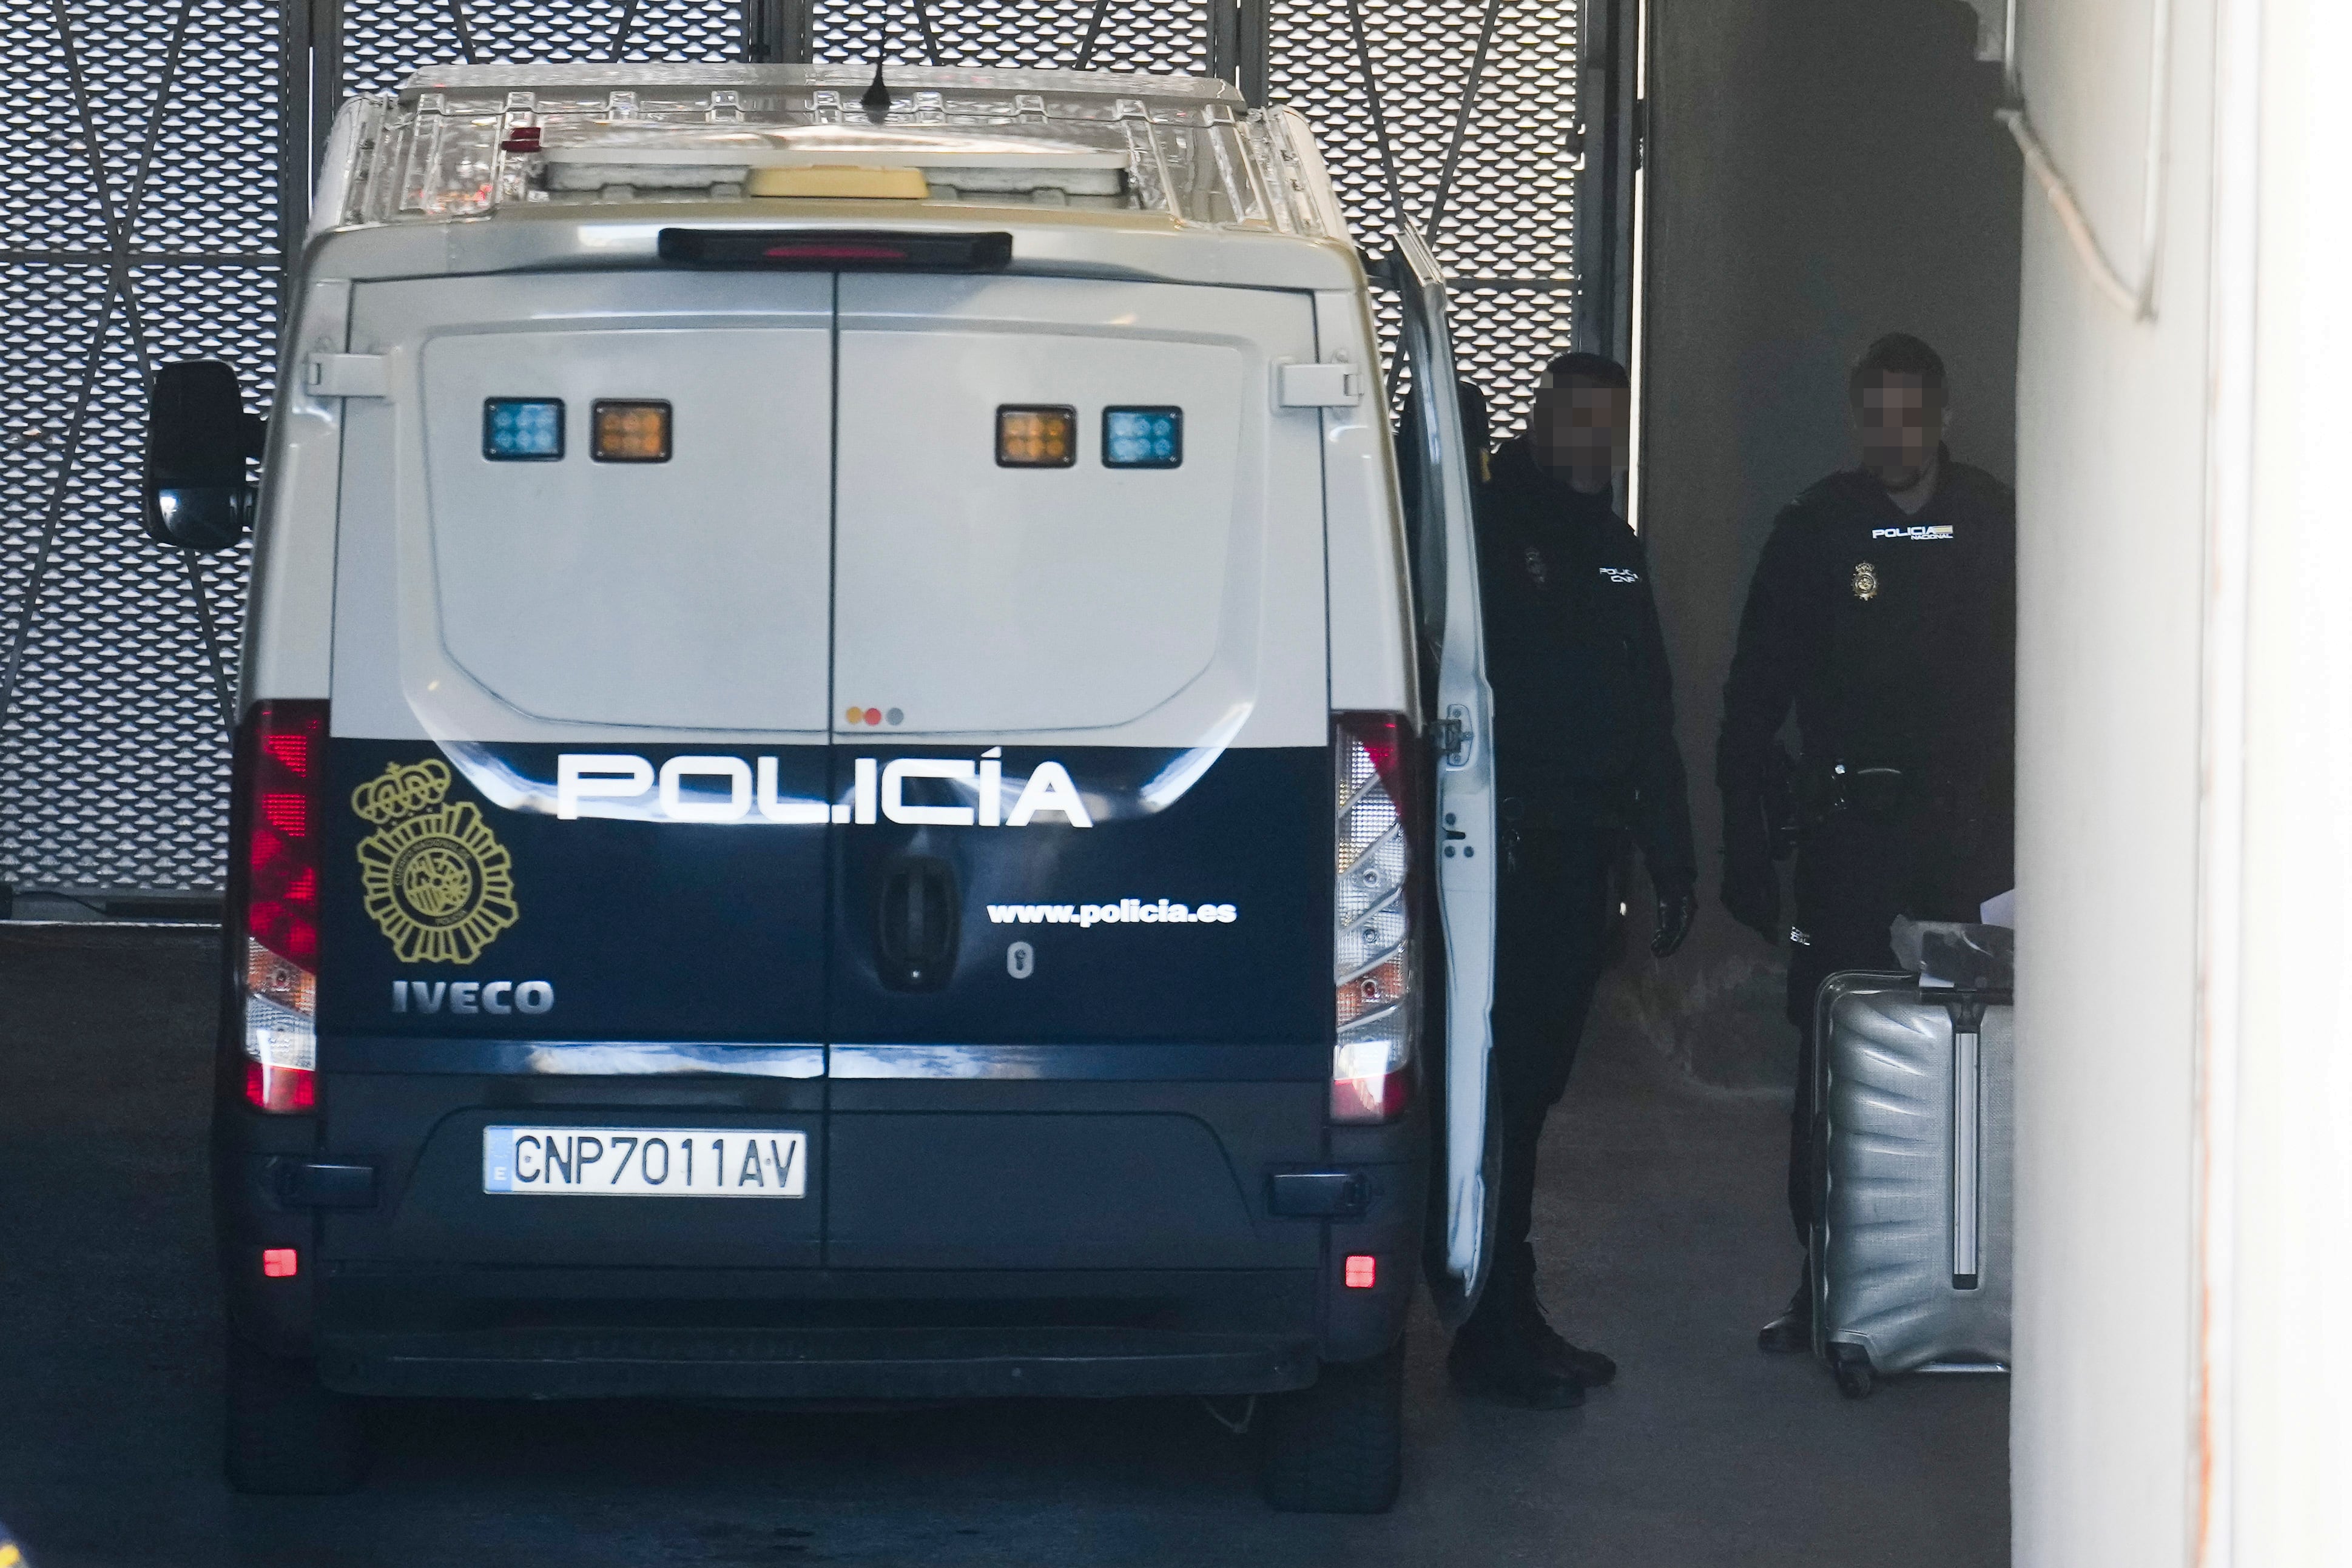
[1448,351,1697,1407]
[1716,333,2016,1353]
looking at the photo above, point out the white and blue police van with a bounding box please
[144,61,1498,1512]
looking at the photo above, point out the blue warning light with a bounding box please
[482,398,565,460]
[1104,407,1182,469]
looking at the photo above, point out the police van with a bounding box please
[146,61,1498,1512]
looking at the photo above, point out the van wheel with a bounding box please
[1258,1338,1405,1514]
[224,1334,369,1494]
[1828,1342,1877,1401]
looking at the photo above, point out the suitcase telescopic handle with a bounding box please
[1935,990,2006,1291]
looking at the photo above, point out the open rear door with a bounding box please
[1392,226,1500,1327]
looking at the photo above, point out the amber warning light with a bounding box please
[997,406,1076,468]
[592,400,671,463]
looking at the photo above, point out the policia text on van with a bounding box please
[154,64,1505,1514]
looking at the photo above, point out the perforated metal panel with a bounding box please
[1267,0,1582,435]
[4,1,1587,896]
[807,0,1211,76]
[341,0,743,97]
[1,1,278,897]
[0,2,749,899]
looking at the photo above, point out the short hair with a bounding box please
[1536,351,1629,393]
[1850,334,1947,402]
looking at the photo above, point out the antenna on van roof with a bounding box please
[861,60,892,121]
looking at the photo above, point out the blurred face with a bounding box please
[1530,380,1631,480]
[1853,372,1945,491]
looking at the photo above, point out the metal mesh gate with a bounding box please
[2,0,1608,901]
[807,1,1211,75]
[1265,0,1584,432]
[3,0,282,902]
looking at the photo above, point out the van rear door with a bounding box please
[823,274,1330,1270]
[317,273,835,1270]
[1391,227,1499,1324]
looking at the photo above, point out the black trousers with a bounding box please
[1782,802,2010,1245]
[1487,810,1620,1293]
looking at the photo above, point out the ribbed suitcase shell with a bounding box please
[1810,972,2014,1381]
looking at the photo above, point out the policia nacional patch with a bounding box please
[352,758,519,965]
[1852,560,1879,602]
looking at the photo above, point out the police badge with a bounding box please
[352,758,520,964]
[1852,560,1879,602]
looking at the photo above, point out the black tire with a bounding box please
[1828,1343,1877,1401]
[223,1333,369,1495]
[1258,1338,1406,1514]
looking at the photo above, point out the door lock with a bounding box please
[1437,704,1474,767]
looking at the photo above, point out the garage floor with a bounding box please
[0,926,2006,1567]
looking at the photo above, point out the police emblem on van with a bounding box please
[352,758,520,964]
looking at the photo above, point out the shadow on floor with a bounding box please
[0,926,2006,1567]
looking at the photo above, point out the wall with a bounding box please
[2006,0,2211,1555]
[2232,4,2352,1555]
[2011,0,2352,1561]
[1623,0,2021,1089]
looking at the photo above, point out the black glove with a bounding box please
[1719,789,1782,943]
[1651,883,1696,958]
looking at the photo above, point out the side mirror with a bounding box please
[143,360,265,552]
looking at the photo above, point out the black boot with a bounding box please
[1756,1271,1813,1354]
[1508,1278,1617,1387]
[1448,1291,1585,1409]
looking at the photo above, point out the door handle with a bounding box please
[875,856,960,992]
[1940,994,1990,1290]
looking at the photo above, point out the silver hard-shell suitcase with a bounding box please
[1809,971,2013,1397]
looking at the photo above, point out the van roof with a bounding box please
[309,64,1358,289]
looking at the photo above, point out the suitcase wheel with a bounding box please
[1828,1342,1877,1400]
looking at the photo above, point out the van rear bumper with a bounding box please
[318,1324,1316,1400]
[307,1263,1332,1399]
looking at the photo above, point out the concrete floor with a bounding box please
[0,925,2006,1566]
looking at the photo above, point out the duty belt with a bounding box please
[1799,759,2003,830]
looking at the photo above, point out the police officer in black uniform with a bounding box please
[1447,352,1697,1407]
[1716,334,2016,1353]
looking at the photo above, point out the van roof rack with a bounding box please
[320,62,1343,238]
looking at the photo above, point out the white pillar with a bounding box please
[2012,0,2352,1560]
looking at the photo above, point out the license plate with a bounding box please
[483,1126,807,1197]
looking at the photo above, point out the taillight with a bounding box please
[235,701,326,1114]
[1333,712,1417,1122]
